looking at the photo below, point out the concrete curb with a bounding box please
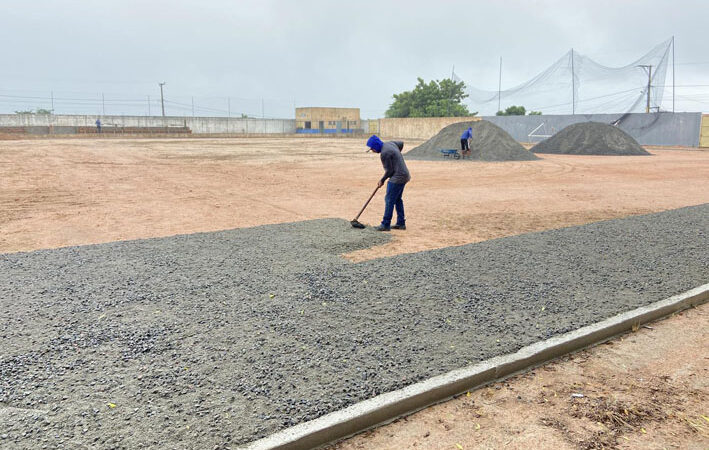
[243,284,709,450]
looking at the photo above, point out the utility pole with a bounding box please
[497,57,502,113]
[147,95,151,116]
[571,49,575,115]
[51,91,54,113]
[102,93,105,116]
[261,98,264,118]
[637,65,653,113]
[191,97,195,117]
[672,36,675,113]
[159,82,166,117]
[448,65,454,117]
[226,98,231,133]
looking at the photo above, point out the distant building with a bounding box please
[295,107,362,134]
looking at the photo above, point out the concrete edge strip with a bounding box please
[243,283,709,450]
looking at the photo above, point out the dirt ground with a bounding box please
[333,305,709,450]
[1,136,707,448]
[1,137,708,262]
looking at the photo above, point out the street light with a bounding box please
[159,82,166,117]
[636,65,652,113]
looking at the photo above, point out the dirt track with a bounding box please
[1,137,708,448]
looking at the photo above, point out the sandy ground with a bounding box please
[1,137,708,263]
[1,136,707,448]
[332,305,709,450]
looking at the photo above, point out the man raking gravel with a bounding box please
[365,135,410,231]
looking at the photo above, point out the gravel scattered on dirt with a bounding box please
[0,205,707,448]
[406,120,538,161]
[532,122,650,155]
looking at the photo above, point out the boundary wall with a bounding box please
[484,112,702,147]
[701,115,709,147]
[376,117,480,140]
[0,113,703,147]
[0,114,296,135]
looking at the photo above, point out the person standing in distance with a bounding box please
[366,135,410,231]
[460,126,473,159]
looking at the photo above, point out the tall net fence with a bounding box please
[456,38,672,116]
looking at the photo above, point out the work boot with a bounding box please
[375,225,390,232]
[391,224,406,230]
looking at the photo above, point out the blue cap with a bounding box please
[366,135,383,153]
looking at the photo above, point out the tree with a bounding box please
[496,105,526,116]
[14,108,53,115]
[385,77,476,118]
[528,110,542,115]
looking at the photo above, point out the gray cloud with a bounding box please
[0,0,706,116]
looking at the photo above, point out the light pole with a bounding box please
[636,65,652,113]
[497,57,502,113]
[571,49,575,115]
[159,82,166,117]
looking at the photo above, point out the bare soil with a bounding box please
[332,305,709,450]
[1,138,708,263]
[1,137,707,448]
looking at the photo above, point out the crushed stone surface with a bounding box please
[532,122,650,155]
[0,205,707,448]
[406,120,538,161]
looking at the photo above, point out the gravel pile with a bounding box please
[406,120,538,161]
[1,205,707,448]
[532,122,650,155]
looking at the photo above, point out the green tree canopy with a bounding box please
[496,105,526,116]
[385,77,476,118]
[14,108,53,115]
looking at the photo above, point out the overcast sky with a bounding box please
[1,0,707,117]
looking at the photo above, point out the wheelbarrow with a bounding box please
[440,149,460,159]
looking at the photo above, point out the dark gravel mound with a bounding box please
[1,205,707,447]
[532,122,650,155]
[406,120,538,161]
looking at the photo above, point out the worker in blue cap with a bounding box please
[366,135,410,231]
[460,126,473,159]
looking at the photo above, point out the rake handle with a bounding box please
[353,184,382,222]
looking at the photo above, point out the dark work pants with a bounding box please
[381,181,406,228]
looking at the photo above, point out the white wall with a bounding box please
[0,114,296,134]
